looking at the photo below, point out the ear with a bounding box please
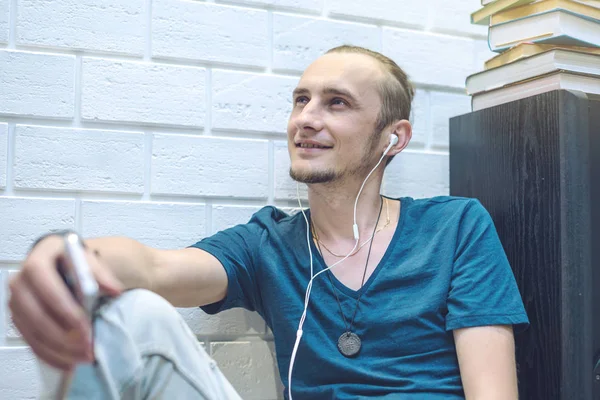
[387,120,412,156]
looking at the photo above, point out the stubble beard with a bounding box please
[289,129,383,185]
[289,165,339,184]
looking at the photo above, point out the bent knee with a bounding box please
[99,289,182,333]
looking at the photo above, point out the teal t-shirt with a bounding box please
[192,196,529,399]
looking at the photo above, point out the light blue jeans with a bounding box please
[41,289,243,400]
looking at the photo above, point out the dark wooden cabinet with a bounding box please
[449,90,599,400]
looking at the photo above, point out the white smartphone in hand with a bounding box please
[51,232,100,400]
[59,232,100,316]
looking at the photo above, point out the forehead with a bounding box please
[296,53,385,97]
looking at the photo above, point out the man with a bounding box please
[9,45,529,399]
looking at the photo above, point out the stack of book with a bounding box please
[466,0,600,111]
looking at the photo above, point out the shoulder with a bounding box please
[234,206,307,240]
[247,206,303,227]
[401,195,486,221]
[192,205,303,251]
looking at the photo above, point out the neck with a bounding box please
[306,172,384,242]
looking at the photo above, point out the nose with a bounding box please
[293,99,325,133]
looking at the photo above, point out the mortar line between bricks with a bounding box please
[268,140,274,205]
[7,43,268,72]
[5,337,27,346]
[73,54,83,127]
[215,0,320,16]
[5,123,14,196]
[425,0,435,32]
[0,115,207,134]
[0,262,20,267]
[11,44,146,60]
[0,116,291,139]
[8,189,275,205]
[320,0,328,17]
[326,13,422,31]
[200,129,286,141]
[75,198,82,233]
[267,11,273,73]
[205,199,212,236]
[8,0,16,48]
[0,270,6,346]
[144,0,152,61]
[424,90,434,151]
[143,132,152,200]
[205,69,212,136]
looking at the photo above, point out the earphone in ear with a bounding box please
[390,133,399,146]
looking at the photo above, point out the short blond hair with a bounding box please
[325,45,415,133]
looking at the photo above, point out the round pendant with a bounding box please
[337,332,361,357]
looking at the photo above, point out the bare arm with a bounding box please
[9,234,228,371]
[454,325,519,400]
[87,237,228,307]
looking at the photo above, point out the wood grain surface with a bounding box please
[449,90,597,400]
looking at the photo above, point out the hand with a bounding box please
[8,234,124,371]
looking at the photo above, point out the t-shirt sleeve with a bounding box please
[189,220,264,316]
[445,199,529,333]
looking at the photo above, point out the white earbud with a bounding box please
[389,133,399,146]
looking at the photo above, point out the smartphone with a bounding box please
[58,232,100,316]
[52,232,100,400]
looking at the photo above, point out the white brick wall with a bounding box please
[14,126,145,193]
[0,197,76,261]
[0,0,482,397]
[0,347,39,399]
[153,1,268,67]
[212,70,296,134]
[211,340,281,400]
[0,124,6,189]
[17,0,146,55]
[81,201,206,250]
[272,14,379,73]
[212,205,262,234]
[0,51,75,118]
[82,58,206,126]
[151,135,269,198]
[430,0,488,37]
[328,0,428,28]
[382,29,485,89]
[224,0,322,13]
[0,0,8,44]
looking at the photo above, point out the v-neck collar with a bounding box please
[307,196,411,299]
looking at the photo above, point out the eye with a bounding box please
[330,97,348,107]
[295,96,309,106]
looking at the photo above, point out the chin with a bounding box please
[289,165,338,184]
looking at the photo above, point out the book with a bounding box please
[466,48,600,94]
[471,71,600,110]
[490,0,600,25]
[484,43,600,69]
[471,0,537,25]
[488,9,600,51]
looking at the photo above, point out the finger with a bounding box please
[21,252,90,333]
[10,281,92,361]
[88,251,123,296]
[11,312,76,371]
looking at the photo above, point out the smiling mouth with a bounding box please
[296,143,332,149]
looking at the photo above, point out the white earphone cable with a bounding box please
[288,137,396,400]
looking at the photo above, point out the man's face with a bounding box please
[287,53,386,184]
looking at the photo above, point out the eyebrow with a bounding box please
[292,86,359,103]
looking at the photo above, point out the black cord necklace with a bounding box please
[313,196,383,358]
